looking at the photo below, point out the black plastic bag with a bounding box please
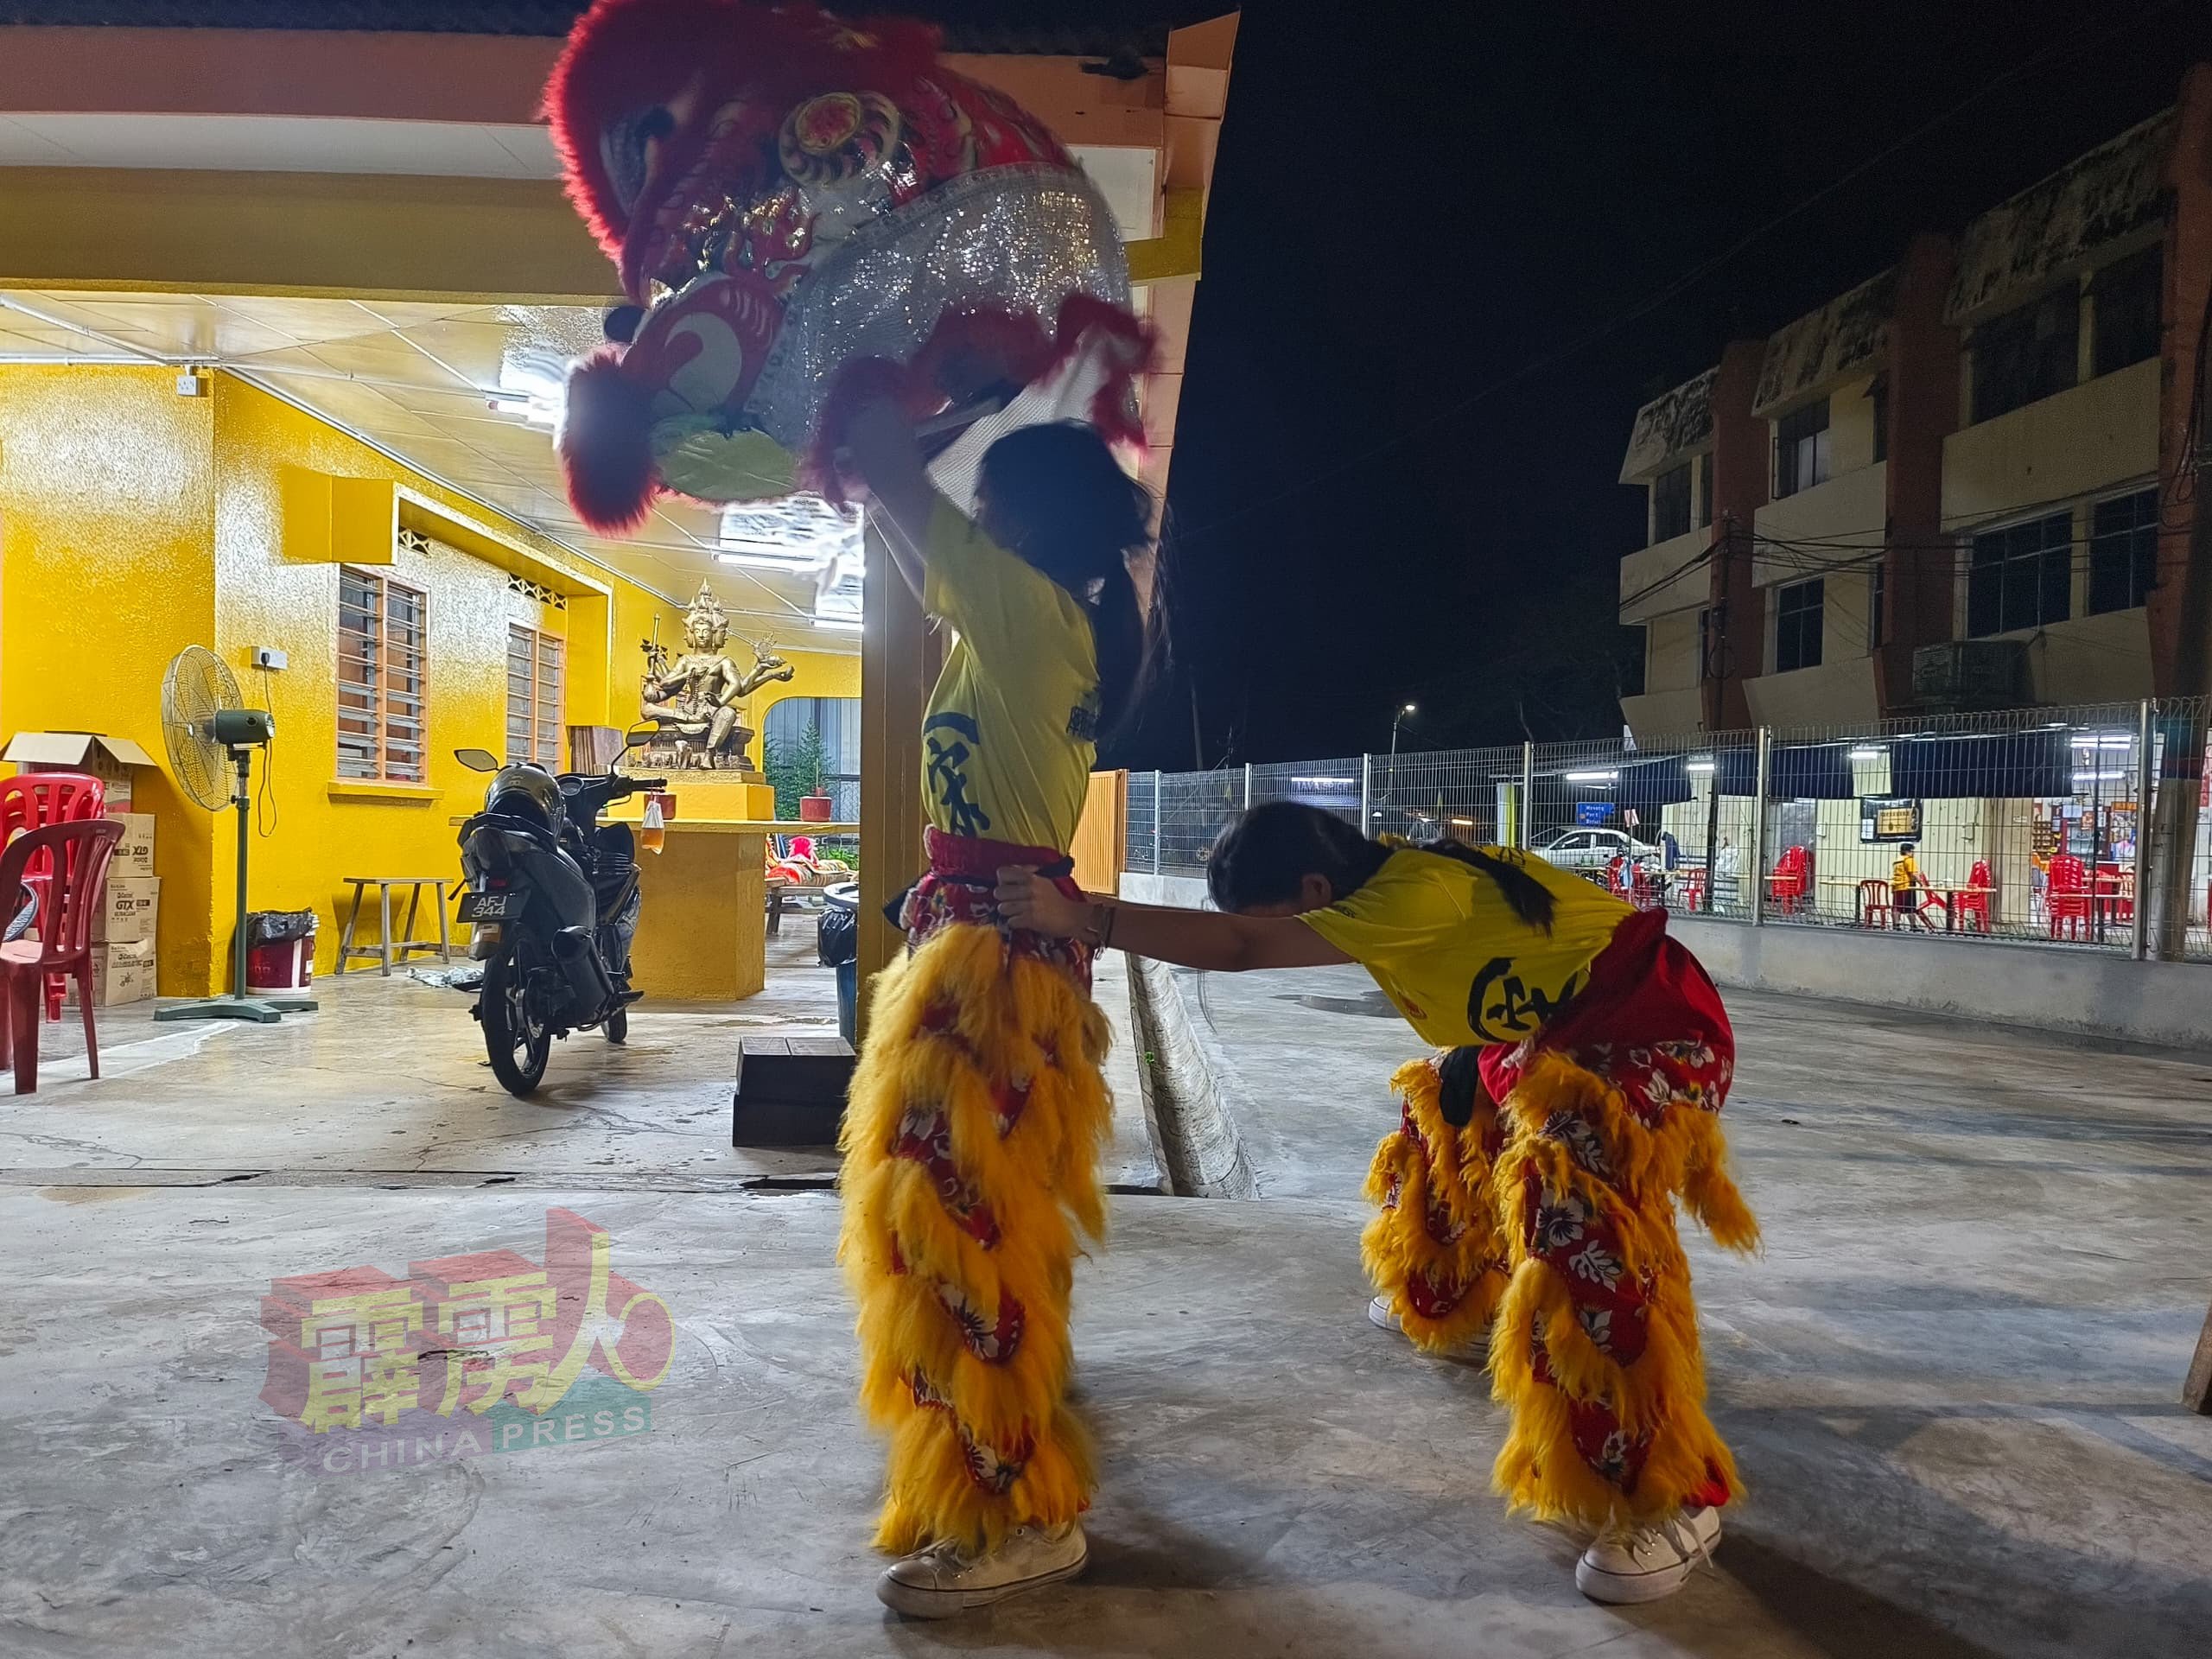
[246,909,318,947]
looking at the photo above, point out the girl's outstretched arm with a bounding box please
[995,867,1352,974]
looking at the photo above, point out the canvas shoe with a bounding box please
[1368,1294,1486,1359]
[876,1521,1088,1618]
[1575,1504,1722,1604]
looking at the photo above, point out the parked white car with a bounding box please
[1534,827,1665,875]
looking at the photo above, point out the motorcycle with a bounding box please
[451,745,666,1096]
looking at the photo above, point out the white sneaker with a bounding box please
[1575,1504,1722,1605]
[876,1521,1088,1618]
[1368,1294,1486,1359]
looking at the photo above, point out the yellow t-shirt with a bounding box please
[918,498,1100,852]
[1891,854,1921,895]
[1300,847,1632,1046]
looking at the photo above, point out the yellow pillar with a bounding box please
[856,528,929,1041]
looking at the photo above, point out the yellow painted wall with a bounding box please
[2,365,702,995]
[0,366,221,993]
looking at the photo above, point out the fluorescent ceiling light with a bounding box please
[492,350,568,430]
[1848,747,1882,761]
[1564,770,1618,783]
[1685,760,1716,773]
[719,494,861,571]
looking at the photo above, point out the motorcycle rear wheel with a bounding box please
[482,947,552,1096]
[605,1006,628,1045]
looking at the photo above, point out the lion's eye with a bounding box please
[601,105,676,215]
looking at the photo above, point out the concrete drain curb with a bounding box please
[1124,954,1258,1198]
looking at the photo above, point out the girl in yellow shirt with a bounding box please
[997,802,1760,1605]
[834,399,1155,1617]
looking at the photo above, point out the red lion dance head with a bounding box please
[547,0,1154,531]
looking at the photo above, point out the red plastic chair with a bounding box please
[0,820,123,1094]
[2048,855,2090,941]
[1679,868,1707,912]
[1955,861,1993,933]
[1769,844,1809,916]
[1858,878,1893,929]
[0,770,108,1020]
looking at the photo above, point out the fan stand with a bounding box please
[155,747,316,1025]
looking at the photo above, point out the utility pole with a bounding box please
[2149,283,2212,959]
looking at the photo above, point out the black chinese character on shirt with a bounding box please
[925,712,992,839]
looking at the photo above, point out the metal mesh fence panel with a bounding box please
[2160,696,2212,962]
[1108,693,2212,957]
[1157,768,1243,876]
[1123,770,1157,875]
[1366,745,1522,845]
[1740,702,2151,947]
[1249,757,1363,825]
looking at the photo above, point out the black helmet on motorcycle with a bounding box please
[487,764,566,833]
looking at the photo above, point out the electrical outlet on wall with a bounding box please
[251,647,289,671]
[175,371,205,397]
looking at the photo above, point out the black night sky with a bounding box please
[1094,0,2210,768]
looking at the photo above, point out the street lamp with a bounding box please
[1381,702,1417,819]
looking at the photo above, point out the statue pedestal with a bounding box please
[622,774,778,823]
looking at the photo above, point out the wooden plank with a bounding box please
[856,524,929,1043]
[2186,1296,2212,1414]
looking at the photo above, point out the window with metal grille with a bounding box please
[506,624,564,767]
[1868,372,1889,463]
[1698,454,1713,528]
[1652,462,1692,543]
[1971,288,2078,422]
[1773,399,1830,499]
[337,569,428,783]
[2091,246,2162,378]
[1967,511,2072,636]
[1775,578,1824,672]
[2087,488,2158,615]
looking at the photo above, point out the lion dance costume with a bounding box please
[545,0,1152,533]
[1363,909,1760,1527]
[547,0,1152,1554]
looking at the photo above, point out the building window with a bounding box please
[338,569,428,783]
[764,696,861,820]
[2091,246,2162,378]
[1870,563,1885,649]
[1971,287,2078,422]
[1775,578,1824,673]
[1967,511,2072,636]
[1773,399,1830,499]
[2088,487,2158,614]
[1652,462,1692,543]
[1868,373,1889,463]
[506,624,565,768]
[1699,454,1713,529]
[1620,626,1648,698]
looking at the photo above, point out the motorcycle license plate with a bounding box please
[457,890,512,921]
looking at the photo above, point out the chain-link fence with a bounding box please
[1119,695,2212,961]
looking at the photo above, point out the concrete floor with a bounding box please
[3,944,2210,1656]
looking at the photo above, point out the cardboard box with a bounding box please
[92,876,160,944]
[67,940,156,1008]
[3,732,157,810]
[107,812,156,877]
